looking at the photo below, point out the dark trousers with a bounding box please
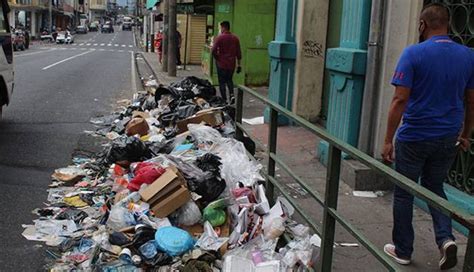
[216,66,234,102]
[393,136,457,259]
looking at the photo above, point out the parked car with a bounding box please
[89,22,98,32]
[12,29,25,51]
[56,31,74,44]
[76,25,88,34]
[0,0,14,119]
[101,23,114,33]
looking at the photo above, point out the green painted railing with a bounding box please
[448,139,474,195]
[235,85,474,272]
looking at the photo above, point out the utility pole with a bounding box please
[162,0,168,72]
[49,0,53,31]
[167,0,176,77]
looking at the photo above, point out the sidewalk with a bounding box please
[142,52,467,271]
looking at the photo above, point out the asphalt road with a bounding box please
[0,27,136,271]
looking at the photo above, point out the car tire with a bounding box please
[0,105,3,121]
[21,44,25,51]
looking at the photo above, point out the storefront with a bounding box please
[201,0,276,86]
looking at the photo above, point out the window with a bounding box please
[424,0,474,48]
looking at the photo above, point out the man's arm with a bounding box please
[382,86,411,162]
[211,36,220,60]
[459,90,474,150]
[236,38,242,66]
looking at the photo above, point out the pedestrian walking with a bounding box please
[155,30,163,63]
[382,3,474,270]
[211,21,242,104]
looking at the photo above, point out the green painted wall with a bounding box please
[321,0,343,126]
[204,0,276,86]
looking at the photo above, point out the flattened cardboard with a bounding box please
[176,110,224,133]
[150,185,191,218]
[139,169,183,202]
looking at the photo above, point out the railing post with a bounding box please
[266,108,278,204]
[235,87,244,141]
[464,230,474,272]
[318,144,341,272]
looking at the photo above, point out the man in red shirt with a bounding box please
[212,21,242,104]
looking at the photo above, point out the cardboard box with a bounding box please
[176,109,224,133]
[140,168,191,218]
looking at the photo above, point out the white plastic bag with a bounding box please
[172,200,202,226]
[107,205,136,231]
[196,221,229,251]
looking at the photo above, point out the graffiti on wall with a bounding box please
[303,40,323,58]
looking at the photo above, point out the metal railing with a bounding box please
[448,142,474,195]
[234,85,474,272]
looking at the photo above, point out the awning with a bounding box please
[146,0,160,10]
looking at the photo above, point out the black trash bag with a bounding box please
[208,96,226,108]
[103,135,152,165]
[56,209,89,223]
[132,225,156,249]
[111,116,132,134]
[159,112,178,127]
[145,252,173,266]
[196,153,222,175]
[180,250,220,272]
[187,175,226,204]
[242,136,256,156]
[147,139,175,155]
[171,76,217,100]
[223,105,236,122]
[163,128,177,139]
[155,85,179,103]
[176,104,199,119]
[109,231,132,246]
[142,95,157,111]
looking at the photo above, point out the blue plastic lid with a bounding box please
[155,226,195,256]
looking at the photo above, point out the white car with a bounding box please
[0,0,14,119]
[56,31,74,44]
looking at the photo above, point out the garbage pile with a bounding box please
[22,76,321,271]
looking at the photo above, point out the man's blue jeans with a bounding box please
[393,136,458,259]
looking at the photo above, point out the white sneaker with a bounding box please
[383,244,411,265]
[439,240,457,270]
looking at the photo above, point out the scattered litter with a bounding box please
[22,76,319,271]
[243,116,264,125]
[352,191,385,198]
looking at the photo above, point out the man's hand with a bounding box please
[236,66,242,74]
[382,142,395,163]
[458,137,470,151]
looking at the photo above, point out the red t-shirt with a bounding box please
[212,31,242,71]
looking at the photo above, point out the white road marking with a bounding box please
[99,48,105,51]
[79,43,84,46]
[100,43,105,46]
[118,50,124,52]
[114,44,119,47]
[121,44,126,47]
[107,44,112,46]
[42,50,94,70]
[80,48,87,50]
[93,43,98,46]
[129,45,133,48]
[86,43,91,46]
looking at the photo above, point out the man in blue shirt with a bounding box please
[382,3,474,270]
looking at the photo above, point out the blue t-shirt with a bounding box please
[391,35,474,142]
